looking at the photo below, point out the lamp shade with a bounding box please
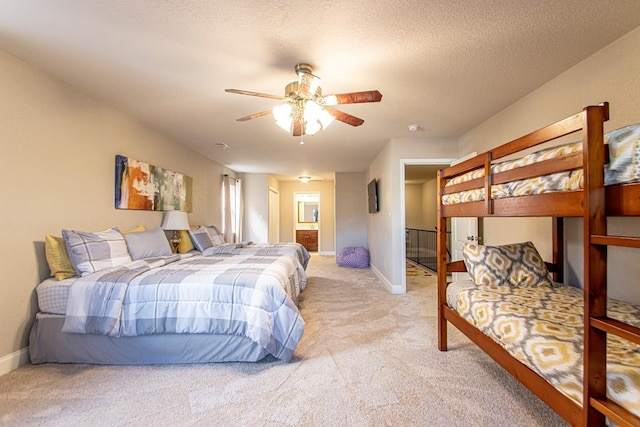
[161,211,190,231]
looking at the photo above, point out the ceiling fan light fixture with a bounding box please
[319,108,335,128]
[273,104,293,132]
[227,63,382,137]
[323,95,337,106]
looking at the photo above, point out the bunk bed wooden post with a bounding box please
[437,169,449,351]
[582,104,608,426]
[552,217,564,283]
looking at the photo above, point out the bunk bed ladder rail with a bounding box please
[582,104,640,427]
[587,235,640,427]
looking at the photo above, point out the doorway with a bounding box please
[400,159,455,293]
[293,192,320,252]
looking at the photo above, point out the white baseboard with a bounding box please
[318,251,335,256]
[0,347,30,377]
[371,264,403,294]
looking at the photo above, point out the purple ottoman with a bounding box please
[336,247,370,268]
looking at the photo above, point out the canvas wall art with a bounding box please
[115,155,193,212]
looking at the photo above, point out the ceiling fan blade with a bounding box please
[324,90,382,105]
[324,106,365,127]
[236,110,273,122]
[225,89,283,100]
[292,121,305,137]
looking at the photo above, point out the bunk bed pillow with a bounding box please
[62,227,132,276]
[606,123,640,172]
[462,241,553,288]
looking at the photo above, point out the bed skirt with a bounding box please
[29,313,271,365]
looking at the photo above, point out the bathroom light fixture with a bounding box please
[299,176,311,183]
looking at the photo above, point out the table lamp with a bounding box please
[161,210,190,253]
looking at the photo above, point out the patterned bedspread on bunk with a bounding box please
[449,282,640,416]
[442,123,640,205]
[62,253,306,361]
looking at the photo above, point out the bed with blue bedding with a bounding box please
[30,226,307,365]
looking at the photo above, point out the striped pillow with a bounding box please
[62,227,132,276]
[207,226,225,245]
[188,226,215,252]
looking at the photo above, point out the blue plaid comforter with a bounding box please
[202,242,311,269]
[62,253,306,361]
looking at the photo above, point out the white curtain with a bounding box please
[222,175,242,243]
[236,179,243,242]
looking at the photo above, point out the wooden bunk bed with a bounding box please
[436,103,640,426]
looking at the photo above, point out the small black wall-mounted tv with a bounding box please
[367,179,379,213]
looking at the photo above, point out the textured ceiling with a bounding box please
[2,1,640,181]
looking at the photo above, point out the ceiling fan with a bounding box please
[225,63,382,137]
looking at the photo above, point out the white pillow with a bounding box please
[62,227,132,276]
[124,226,172,260]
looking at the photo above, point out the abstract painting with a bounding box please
[115,155,193,211]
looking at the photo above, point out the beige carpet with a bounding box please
[0,255,566,426]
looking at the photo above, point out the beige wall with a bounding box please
[0,50,234,364]
[335,172,367,253]
[404,184,423,229]
[278,180,335,254]
[404,179,438,231]
[457,26,640,303]
[422,178,438,231]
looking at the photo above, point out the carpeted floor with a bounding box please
[0,254,567,426]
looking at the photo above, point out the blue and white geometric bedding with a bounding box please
[62,253,306,362]
[203,242,311,269]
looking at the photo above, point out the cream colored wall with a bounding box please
[421,178,438,230]
[457,26,640,303]
[335,172,367,253]
[404,184,423,229]
[0,49,234,362]
[278,180,335,254]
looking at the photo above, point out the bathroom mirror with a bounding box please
[298,201,319,222]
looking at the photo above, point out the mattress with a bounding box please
[36,277,77,315]
[446,280,640,417]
